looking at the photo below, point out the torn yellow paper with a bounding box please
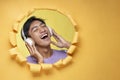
[16,54,27,63]
[16,15,26,22]
[72,32,78,44]
[9,47,19,57]
[27,63,41,73]
[9,31,16,46]
[12,22,19,32]
[67,45,76,54]
[67,14,77,27]
[9,8,77,74]
[26,8,35,17]
[53,59,63,68]
[62,56,72,65]
[41,63,53,70]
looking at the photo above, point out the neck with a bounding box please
[36,45,53,58]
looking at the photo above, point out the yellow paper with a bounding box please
[27,63,41,73]
[16,54,27,63]
[67,14,77,27]
[9,47,19,57]
[62,56,72,65]
[16,15,26,23]
[53,59,63,68]
[67,45,76,54]
[41,63,53,70]
[9,31,17,46]
[72,32,79,44]
[12,22,19,32]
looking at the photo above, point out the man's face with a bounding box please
[28,20,51,47]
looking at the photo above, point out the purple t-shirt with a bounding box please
[27,49,67,64]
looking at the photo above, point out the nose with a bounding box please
[38,26,45,33]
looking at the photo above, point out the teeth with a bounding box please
[41,34,47,39]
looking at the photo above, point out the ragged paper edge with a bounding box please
[9,8,78,74]
[53,55,72,68]
[27,63,41,73]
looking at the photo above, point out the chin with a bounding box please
[40,41,51,47]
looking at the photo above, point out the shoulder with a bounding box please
[27,56,38,64]
[52,49,67,58]
[44,49,67,64]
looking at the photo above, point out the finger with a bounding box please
[32,44,37,51]
[51,29,56,35]
[52,33,62,43]
[25,42,34,56]
[52,29,65,44]
[26,43,43,63]
[25,42,33,53]
[51,41,58,47]
[32,44,43,58]
[51,41,63,48]
[32,44,39,55]
[52,30,65,42]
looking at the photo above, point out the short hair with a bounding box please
[21,16,45,40]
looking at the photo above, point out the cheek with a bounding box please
[45,27,49,31]
[31,33,39,41]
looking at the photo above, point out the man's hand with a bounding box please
[51,29,71,49]
[25,42,43,63]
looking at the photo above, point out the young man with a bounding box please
[21,16,71,64]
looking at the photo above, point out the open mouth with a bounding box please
[40,33,48,39]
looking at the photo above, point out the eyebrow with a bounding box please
[31,22,45,32]
[31,26,38,31]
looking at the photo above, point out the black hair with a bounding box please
[21,16,46,40]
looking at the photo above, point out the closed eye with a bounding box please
[31,26,38,32]
[31,23,46,32]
